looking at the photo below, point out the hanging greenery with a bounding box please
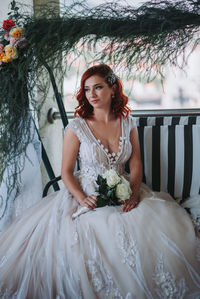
[0,0,200,213]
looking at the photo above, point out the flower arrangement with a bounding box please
[0,19,26,65]
[96,169,132,207]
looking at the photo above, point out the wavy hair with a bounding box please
[75,64,131,119]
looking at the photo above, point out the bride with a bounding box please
[0,64,200,298]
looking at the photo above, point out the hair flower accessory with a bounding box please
[106,72,117,85]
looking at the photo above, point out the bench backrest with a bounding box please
[133,114,200,202]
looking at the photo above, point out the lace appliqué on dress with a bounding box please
[66,118,85,142]
[86,259,123,298]
[117,230,137,268]
[83,224,123,299]
[153,255,187,299]
[116,229,154,299]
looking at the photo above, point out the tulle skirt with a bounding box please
[0,184,200,299]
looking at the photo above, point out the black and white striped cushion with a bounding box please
[134,115,200,127]
[137,124,200,201]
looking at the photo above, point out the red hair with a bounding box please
[75,64,131,119]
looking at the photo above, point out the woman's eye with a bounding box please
[96,85,102,90]
[84,89,89,92]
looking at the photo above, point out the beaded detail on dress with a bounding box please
[82,117,125,166]
[96,136,124,164]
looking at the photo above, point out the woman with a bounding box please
[0,64,200,298]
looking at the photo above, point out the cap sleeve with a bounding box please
[65,118,83,142]
[128,115,136,132]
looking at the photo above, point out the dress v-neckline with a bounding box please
[83,117,124,163]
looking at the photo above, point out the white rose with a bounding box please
[116,183,131,201]
[120,176,132,195]
[103,169,121,188]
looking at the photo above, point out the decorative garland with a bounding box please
[0,0,200,217]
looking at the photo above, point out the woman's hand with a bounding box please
[79,195,97,210]
[122,196,139,212]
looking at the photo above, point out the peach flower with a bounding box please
[10,37,18,46]
[0,52,5,61]
[10,27,24,39]
[5,45,18,60]
[2,55,13,63]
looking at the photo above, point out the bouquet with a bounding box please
[96,169,132,207]
[72,169,132,219]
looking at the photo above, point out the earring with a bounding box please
[111,94,115,99]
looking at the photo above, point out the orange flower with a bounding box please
[0,52,5,61]
[5,45,18,59]
[10,27,24,39]
[2,55,13,63]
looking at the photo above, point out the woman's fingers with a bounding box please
[84,195,97,209]
[123,199,139,212]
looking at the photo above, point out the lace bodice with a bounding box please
[66,116,136,193]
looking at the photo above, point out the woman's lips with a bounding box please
[91,99,99,103]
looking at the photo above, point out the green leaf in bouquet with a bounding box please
[107,188,115,198]
[96,196,108,207]
[101,194,108,200]
[96,175,102,185]
[96,175,106,186]
[99,184,108,194]
[109,197,121,206]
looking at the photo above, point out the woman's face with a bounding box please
[84,75,114,110]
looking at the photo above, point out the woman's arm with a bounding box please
[61,128,96,209]
[123,127,143,212]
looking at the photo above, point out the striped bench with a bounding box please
[43,113,200,204]
[42,112,200,230]
[132,113,200,203]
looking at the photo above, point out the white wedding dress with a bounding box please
[0,116,200,299]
